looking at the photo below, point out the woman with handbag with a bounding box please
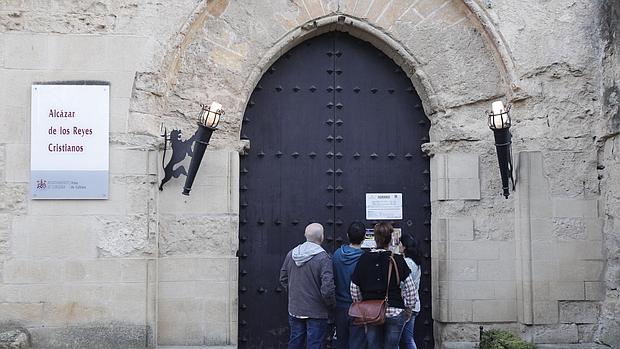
[349,223,417,349]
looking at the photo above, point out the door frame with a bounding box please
[237,25,435,347]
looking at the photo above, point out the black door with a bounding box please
[239,32,432,349]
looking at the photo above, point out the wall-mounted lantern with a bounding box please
[487,101,515,199]
[159,102,224,195]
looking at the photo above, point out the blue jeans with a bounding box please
[334,306,367,349]
[365,311,407,349]
[399,312,418,349]
[288,315,328,349]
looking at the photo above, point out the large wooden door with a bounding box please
[239,32,432,348]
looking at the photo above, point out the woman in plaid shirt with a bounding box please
[350,223,418,349]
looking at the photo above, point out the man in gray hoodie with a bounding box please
[279,223,336,349]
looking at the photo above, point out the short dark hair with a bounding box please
[374,222,393,249]
[400,233,422,265]
[347,221,366,245]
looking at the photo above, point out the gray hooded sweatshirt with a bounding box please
[279,242,336,319]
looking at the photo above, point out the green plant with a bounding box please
[479,329,536,349]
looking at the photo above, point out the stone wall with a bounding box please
[0,0,617,348]
[595,0,620,347]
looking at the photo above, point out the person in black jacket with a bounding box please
[350,223,417,349]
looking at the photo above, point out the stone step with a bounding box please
[157,347,236,349]
[442,342,609,349]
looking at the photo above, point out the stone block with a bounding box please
[559,301,601,324]
[158,299,205,326]
[414,0,449,18]
[12,215,97,258]
[376,0,415,28]
[0,67,135,109]
[442,343,477,349]
[2,33,50,69]
[203,321,230,345]
[3,259,62,283]
[0,284,63,303]
[158,178,231,215]
[531,241,558,261]
[120,258,149,282]
[472,300,517,322]
[584,281,605,301]
[28,324,148,349]
[446,281,495,300]
[584,218,603,241]
[478,260,515,281]
[432,241,448,261]
[448,218,474,241]
[109,97,129,133]
[0,328,29,348]
[102,35,148,72]
[529,193,553,219]
[552,198,598,218]
[533,301,559,324]
[448,300,473,322]
[449,241,500,260]
[43,301,115,326]
[431,153,480,200]
[532,324,578,343]
[435,178,481,201]
[557,241,604,261]
[62,284,114,305]
[532,281,551,301]
[558,260,604,282]
[434,298,449,321]
[5,143,29,183]
[0,302,43,324]
[109,147,150,175]
[577,324,597,343]
[158,257,231,282]
[531,260,559,281]
[494,281,517,299]
[549,281,585,301]
[445,259,477,281]
[553,217,587,241]
[36,34,146,71]
[63,259,121,282]
[530,219,554,240]
[0,106,29,145]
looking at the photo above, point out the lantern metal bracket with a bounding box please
[158,127,197,191]
[487,103,516,199]
[158,102,223,195]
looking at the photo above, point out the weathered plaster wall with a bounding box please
[0,0,617,348]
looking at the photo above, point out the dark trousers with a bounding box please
[288,315,328,349]
[334,306,367,349]
[365,311,407,349]
[399,312,418,349]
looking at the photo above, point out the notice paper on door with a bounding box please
[365,193,403,220]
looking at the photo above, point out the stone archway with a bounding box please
[140,2,513,346]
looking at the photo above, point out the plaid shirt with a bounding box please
[350,263,418,317]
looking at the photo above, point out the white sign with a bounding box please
[30,84,109,199]
[366,193,403,220]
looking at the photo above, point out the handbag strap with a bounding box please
[384,254,400,301]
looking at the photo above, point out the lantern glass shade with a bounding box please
[488,101,511,130]
[198,102,224,129]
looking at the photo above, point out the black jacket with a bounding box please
[351,251,411,309]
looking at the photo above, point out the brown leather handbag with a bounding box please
[348,255,400,326]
